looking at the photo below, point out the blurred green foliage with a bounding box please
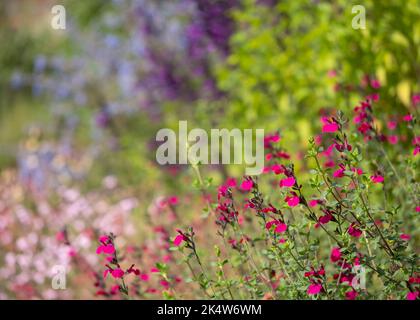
[214,0,420,147]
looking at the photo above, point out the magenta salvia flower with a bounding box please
[352,167,363,175]
[160,280,170,288]
[387,121,397,130]
[407,291,419,300]
[264,133,280,148]
[274,223,287,234]
[240,179,253,191]
[173,234,185,246]
[348,223,362,238]
[400,234,411,241]
[345,290,358,300]
[279,177,295,188]
[96,244,115,255]
[271,164,284,175]
[309,199,319,207]
[371,175,384,184]
[330,247,342,263]
[387,135,398,145]
[173,229,188,246]
[370,79,381,89]
[307,283,322,295]
[285,195,300,207]
[315,213,334,228]
[111,268,125,279]
[226,177,237,187]
[140,274,149,281]
[168,196,179,205]
[265,220,278,230]
[402,114,413,122]
[321,116,340,133]
[333,168,345,178]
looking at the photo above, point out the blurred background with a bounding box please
[0,0,419,299]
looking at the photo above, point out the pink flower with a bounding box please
[286,195,300,207]
[370,93,380,102]
[307,284,322,295]
[271,134,280,143]
[409,277,420,284]
[348,223,362,238]
[140,274,150,281]
[322,123,339,133]
[403,114,413,122]
[226,178,237,187]
[96,244,115,255]
[324,160,335,168]
[103,269,110,279]
[265,220,279,230]
[370,175,384,184]
[168,196,178,205]
[160,280,170,288]
[345,290,358,300]
[322,144,335,157]
[68,248,77,257]
[400,234,411,241]
[309,199,319,207]
[173,234,185,246]
[218,184,228,197]
[388,135,398,145]
[110,285,120,295]
[150,267,159,273]
[387,121,397,130]
[327,70,337,78]
[274,223,287,234]
[352,167,363,175]
[407,291,419,300]
[264,133,280,146]
[353,115,362,124]
[241,180,253,191]
[146,288,157,294]
[330,247,341,262]
[56,231,66,242]
[333,168,345,178]
[271,164,284,175]
[370,79,381,89]
[279,177,295,188]
[99,235,109,243]
[127,265,141,276]
[416,206,420,213]
[412,94,420,105]
[111,268,125,279]
[316,214,333,228]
